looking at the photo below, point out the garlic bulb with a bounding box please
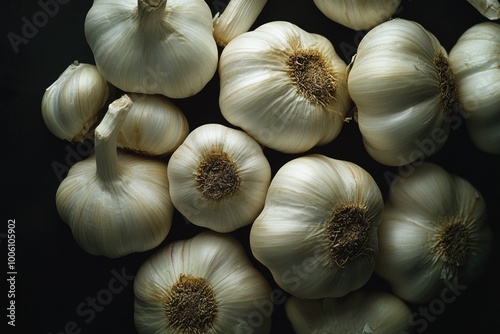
[84,0,218,99]
[376,162,492,304]
[219,21,351,154]
[41,61,110,142]
[56,95,174,258]
[213,0,268,47]
[250,154,384,299]
[313,0,402,31]
[167,123,271,232]
[117,93,189,156]
[449,22,500,154]
[467,0,500,20]
[134,230,273,334]
[348,18,458,166]
[285,290,412,334]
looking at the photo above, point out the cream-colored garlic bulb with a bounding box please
[467,0,500,19]
[56,95,174,258]
[250,154,384,299]
[376,162,492,304]
[219,21,351,154]
[41,61,110,142]
[313,0,402,31]
[84,0,218,99]
[285,290,412,334]
[449,22,500,154]
[348,18,458,166]
[167,123,271,232]
[134,231,273,334]
[117,93,189,156]
[213,0,268,47]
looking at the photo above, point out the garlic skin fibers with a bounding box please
[449,22,500,154]
[117,93,189,156]
[376,163,492,304]
[167,123,271,232]
[134,231,273,334]
[467,0,500,20]
[285,290,412,334]
[250,154,384,299]
[219,21,351,154]
[313,0,402,31]
[56,95,174,258]
[213,0,268,47]
[41,61,110,142]
[348,19,458,166]
[84,0,218,99]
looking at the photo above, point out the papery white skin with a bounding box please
[467,0,500,19]
[56,95,174,258]
[41,61,109,142]
[376,163,492,304]
[167,123,271,232]
[117,93,189,156]
[134,231,272,334]
[84,0,218,99]
[213,0,268,46]
[285,290,412,334]
[449,22,500,154]
[313,0,402,31]
[219,21,351,154]
[348,19,455,166]
[250,154,384,299]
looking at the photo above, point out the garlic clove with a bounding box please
[213,0,268,47]
[167,123,271,233]
[249,154,384,299]
[41,60,110,142]
[133,230,273,334]
[117,93,189,156]
[449,22,500,154]
[219,21,352,153]
[467,0,500,19]
[313,0,403,31]
[56,95,174,258]
[84,0,218,98]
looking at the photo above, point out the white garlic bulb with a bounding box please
[41,61,110,142]
[348,18,458,166]
[313,0,402,31]
[134,230,273,334]
[56,95,174,258]
[449,22,500,154]
[84,0,218,99]
[219,21,351,154]
[467,0,500,19]
[117,93,189,156]
[167,123,271,232]
[376,162,492,304]
[285,290,412,334]
[250,154,384,299]
[213,0,268,47]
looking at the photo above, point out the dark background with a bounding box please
[2,0,499,333]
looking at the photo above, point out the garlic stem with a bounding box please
[137,0,167,30]
[94,95,133,183]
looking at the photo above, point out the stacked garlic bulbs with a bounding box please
[250,154,384,299]
[134,231,273,334]
[376,163,492,303]
[167,123,271,233]
[313,0,402,31]
[219,21,351,153]
[449,22,500,154]
[348,18,458,166]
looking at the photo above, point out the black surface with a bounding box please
[2,0,499,333]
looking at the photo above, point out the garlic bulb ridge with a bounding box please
[467,0,500,20]
[219,21,351,153]
[84,0,218,98]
